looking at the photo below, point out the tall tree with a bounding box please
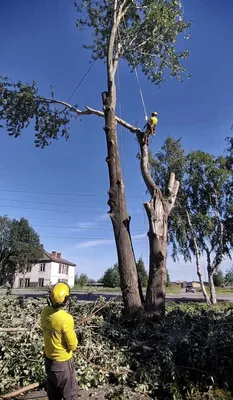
[136,257,148,287]
[0,216,14,284]
[101,264,121,288]
[9,218,44,287]
[0,216,43,286]
[150,138,233,305]
[0,0,191,316]
[213,269,224,287]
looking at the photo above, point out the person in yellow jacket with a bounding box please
[143,111,158,145]
[41,282,78,400]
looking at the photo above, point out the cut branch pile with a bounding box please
[1,298,233,399]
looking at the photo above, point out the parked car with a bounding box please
[186,283,195,293]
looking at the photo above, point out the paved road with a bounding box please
[1,288,233,303]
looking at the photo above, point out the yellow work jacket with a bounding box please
[149,116,158,126]
[41,305,78,362]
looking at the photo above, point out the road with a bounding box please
[1,288,233,303]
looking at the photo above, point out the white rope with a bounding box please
[134,66,148,121]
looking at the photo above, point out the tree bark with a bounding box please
[137,136,179,316]
[208,266,217,305]
[186,210,210,305]
[101,0,142,316]
[206,250,217,305]
[144,200,168,315]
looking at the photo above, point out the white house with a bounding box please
[14,250,76,289]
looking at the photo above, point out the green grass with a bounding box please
[197,286,233,295]
[166,283,181,294]
[73,284,181,295]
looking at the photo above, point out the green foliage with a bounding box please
[101,264,121,288]
[75,273,89,288]
[1,1,191,147]
[75,0,191,84]
[101,259,148,288]
[1,298,233,399]
[136,257,148,287]
[149,138,233,271]
[213,270,224,287]
[0,76,72,148]
[167,270,171,286]
[0,216,43,283]
[224,267,233,285]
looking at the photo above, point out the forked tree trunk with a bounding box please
[137,135,179,316]
[186,210,210,305]
[101,1,143,316]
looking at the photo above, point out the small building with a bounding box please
[14,250,76,289]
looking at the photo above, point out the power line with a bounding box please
[8,215,111,223]
[0,188,144,201]
[32,224,145,233]
[0,197,106,211]
[0,189,101,197]
[0,203,144,217]
[41,235,147,241]
[43,236,113,240]
[0,204,101,214]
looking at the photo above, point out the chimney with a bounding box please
[52,251,57,257]
[57,253,62,259]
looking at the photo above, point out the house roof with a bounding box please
[41,251,76,267]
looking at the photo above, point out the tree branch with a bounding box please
[136,133,165,207]
[167,173,179,213]
[40,98,142,134]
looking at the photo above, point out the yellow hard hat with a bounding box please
[49,282,70,308]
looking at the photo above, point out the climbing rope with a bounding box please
[134,66,148,122]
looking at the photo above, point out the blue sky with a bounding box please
[1,0,233,281]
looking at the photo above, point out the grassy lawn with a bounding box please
[197,286,233,295]
[73,283,181,295]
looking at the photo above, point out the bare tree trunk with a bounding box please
[101,0,142,316]
[206,250,217,305]
[208,266,217,305]
[186,211,210,305]
[144,199,168,315]
[137,136,179,316]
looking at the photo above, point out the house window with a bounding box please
[39,263,45,272]
[25,278,30,287]
[59,264,62,274]
[38,278,44,287]
[20,278,30,288]
[26,265,32,272]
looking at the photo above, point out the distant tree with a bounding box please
[101,264,120,288]
[136,257,148,287]
[224,267,233,286]
[9,218,44,287]
[149,138,233,305]
[166,271,171,287]
[213,270,224,287]
[0,216,43,286]
[0,216,14,284]
[75,273,89,288]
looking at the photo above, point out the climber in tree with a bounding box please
[143,112,158,145]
